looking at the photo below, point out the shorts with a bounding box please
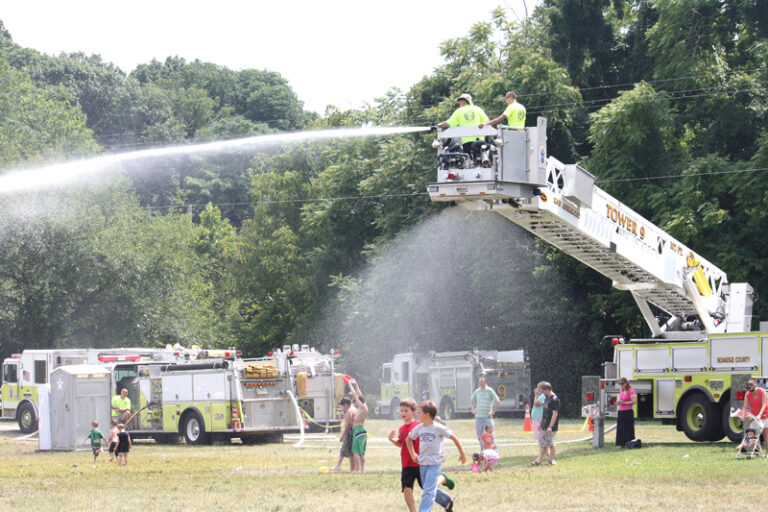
[108,442,117,454]
[482,449,499,465]
[538,430,556,448]
[401,466,421,491]
[351,426,367,455]
[339,429,353,458]
[91,446,101,455]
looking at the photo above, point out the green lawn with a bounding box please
[0,417,756,511]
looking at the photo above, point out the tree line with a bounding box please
[1,1,767,411]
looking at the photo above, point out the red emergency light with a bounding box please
[98,355,118,362]
[268,352,273,357]
[586,392,594,401]
[446,173,457,180]
[125,355,141,361]
[736,391,745,400]
[684,376,692,382]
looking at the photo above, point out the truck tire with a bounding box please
[722,404,743,444]
[440,398,454,421]
[181,410,209,445]
[390,399,401,420]
[17,402,37,434]
[680,394,718,442]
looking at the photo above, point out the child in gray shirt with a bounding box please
[406,401,466,512]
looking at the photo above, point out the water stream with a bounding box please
[0,126,429,195]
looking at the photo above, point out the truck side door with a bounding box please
[2,362,19,419]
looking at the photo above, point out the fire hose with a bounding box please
[122,401,156,428]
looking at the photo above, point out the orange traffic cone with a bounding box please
[523,403,532,432]
[589,416,594,432]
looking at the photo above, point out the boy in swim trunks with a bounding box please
[348,379,368,473]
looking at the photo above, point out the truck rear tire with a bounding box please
[722,404,743,444]
[181,411,209,445]
[17,402,37,434]
[680,394,718,442]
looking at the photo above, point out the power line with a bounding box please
[597,166,768,184]
[144,165,768,212]
[146,191,430,211]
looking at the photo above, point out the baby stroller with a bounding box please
[736,414,764,459]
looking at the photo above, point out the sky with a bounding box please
[1,0,540,114]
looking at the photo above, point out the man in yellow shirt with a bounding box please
[111,387,131,424]
[480,91,526,129]
[437,93,489,158]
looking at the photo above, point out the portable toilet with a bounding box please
[49,365,111,451]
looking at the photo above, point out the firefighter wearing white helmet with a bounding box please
[437,93,489,158]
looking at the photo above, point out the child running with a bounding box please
[406,401,466,512]
[107,419,119,462]
[388,398,455,512]
[83,420,106,466]
[115,423,132,466]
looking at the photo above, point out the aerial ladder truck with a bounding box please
[427,119,761,443]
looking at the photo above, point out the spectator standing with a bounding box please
[529,381,559,466]
[531,384,546,441]
[470,375,500,448]
[741,378,768,455]
[615,378,637,447]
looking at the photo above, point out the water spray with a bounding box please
[0,126,431,196]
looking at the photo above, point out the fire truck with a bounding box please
[375,349,530,419]
[103,354,300,444]
[268,344,346,431]
[427,119,762,443]
[1,347,195,433]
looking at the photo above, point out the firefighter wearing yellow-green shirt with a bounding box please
[437,93,489,159]
[111,387,131,424]
[479,91,526,129]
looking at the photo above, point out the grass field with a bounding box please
[0,417,758,511]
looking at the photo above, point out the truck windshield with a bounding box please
[3,363,17,384]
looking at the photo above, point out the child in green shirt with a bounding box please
[83,420,106,465]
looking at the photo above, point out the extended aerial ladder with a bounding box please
[427,119,754,338]
[427,119,763,444]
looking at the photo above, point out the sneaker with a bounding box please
[441,472,455,490]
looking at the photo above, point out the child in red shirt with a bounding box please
[388,398,455,512]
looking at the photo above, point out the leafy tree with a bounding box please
[0,56,99,168]
[586,82,675,212]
